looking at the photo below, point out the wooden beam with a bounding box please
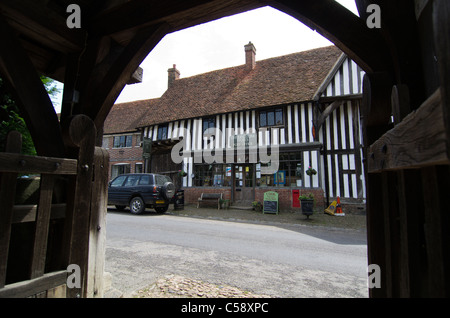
[314,100,344,130]
[271,0,391,73]
[368,89,449,173]
[63,36,113,120]
[90,0,257,36]
[378,1,426,109]
[433,0,450,162]
[0,270,67,298]
[0,153,77,175]
[0,0,86,54]
[12,204,66,224]
[0,12,65,158]
[85,23,171,133]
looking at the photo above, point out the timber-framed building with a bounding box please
[135,43,366,209]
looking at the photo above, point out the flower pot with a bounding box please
[300,199,314,219]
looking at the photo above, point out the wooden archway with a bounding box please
[0,0,449,297]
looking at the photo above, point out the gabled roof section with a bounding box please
[104,98,159,134]
[138,45,343,127]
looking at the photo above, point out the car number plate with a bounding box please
[156,200,165,204]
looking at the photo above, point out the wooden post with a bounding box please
[61,115,96,298]
[29,174,55,279]
[361,73,393,298]
[87,147,109,298]
[0,131,22,288]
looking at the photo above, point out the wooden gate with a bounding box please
[0,115,109,298]
[362,1,450,297]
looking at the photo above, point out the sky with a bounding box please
[51,0,358,113]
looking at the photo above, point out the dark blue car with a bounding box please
[108,173,175,214]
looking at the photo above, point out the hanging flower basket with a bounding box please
[178,170,187,177]
[306,166,317,176]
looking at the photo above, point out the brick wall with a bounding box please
[254,187,325,211]
[184,187,232,204]
[104,133,143,180]
[183,187,324,212]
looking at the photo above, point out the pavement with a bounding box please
[103,203,367,298]
[167,202,367,231]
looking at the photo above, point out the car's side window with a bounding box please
[110,175,126,187]
[139,175,151,185]
[124,175,139,186]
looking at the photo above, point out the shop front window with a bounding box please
[193,164,231,187]
[256,152,303,187]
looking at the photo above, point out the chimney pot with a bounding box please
[168,64,180,88]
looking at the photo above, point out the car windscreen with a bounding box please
[110,175,126,187]
[155,175,172,185]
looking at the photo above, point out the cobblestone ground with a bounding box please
[133,275,271,298]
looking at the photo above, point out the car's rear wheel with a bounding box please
[155,205,169,214]
[130,196,145,214]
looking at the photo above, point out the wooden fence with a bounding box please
[0,115,109,298]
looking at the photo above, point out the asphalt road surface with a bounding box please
[105,211,369,298]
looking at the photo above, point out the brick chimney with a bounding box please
[168,64,180,88]
[244,42,256,71]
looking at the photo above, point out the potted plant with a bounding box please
[299,192,314,219]
[219,198,229,209]
[252,201,262,212]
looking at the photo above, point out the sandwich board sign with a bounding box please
[263,191,278,214]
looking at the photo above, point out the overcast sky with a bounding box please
[52,0,358,112]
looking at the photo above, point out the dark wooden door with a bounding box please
[234,164,255,205]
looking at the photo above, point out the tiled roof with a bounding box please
[137,45,343,127]
[104,98,159,134]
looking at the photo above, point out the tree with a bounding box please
[0,76,60,155]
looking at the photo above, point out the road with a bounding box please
[105,211,369,298]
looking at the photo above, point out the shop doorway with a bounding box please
[233,164,255,205]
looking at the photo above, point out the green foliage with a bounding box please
[252,201,262,211]
[299,193,315,201]
[40,76,60,98]
[0,76,59,155]
[0,104,36,156]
